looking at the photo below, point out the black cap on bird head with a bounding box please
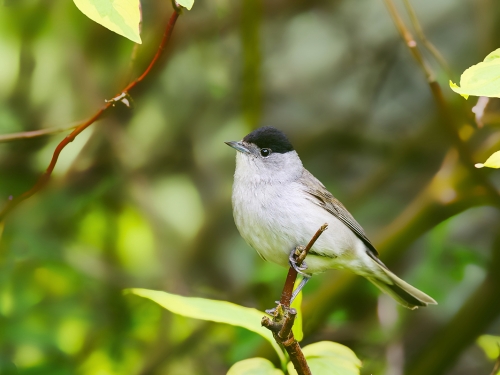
[243,126,294,154]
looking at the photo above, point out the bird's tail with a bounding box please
[367,259,437,310]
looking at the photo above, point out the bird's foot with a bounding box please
[265,301,280,315]
[289,246,309,276]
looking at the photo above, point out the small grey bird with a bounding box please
[226,126,436,309]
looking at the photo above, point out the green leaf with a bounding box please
[449,48,500,99]
[176,0,194,10]
[477,335,500,360]
[449,81,469,99]
[287,341,362,375]
[127,289,286,365]
[291,282,303,342]
[485,49,500,62]
[73,0,142,44]
[227,358,284,375]
[475,150,500,169]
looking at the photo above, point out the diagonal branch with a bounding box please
[262,224,328,375]
[402,0,453,80]
[382,0,500,207]
[279,224,328,307]
[0,10,180,222]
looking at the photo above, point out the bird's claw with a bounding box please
[265,301,280,315]
[265,307,276,315]
[288,246,309,276]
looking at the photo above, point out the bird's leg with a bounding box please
[290,275,310,304]
[288,246,309,276]
[265,276,311,314]
[288,245,311,304]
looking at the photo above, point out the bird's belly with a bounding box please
[232,186,360,274]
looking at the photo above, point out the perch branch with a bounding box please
[262,224,328,375]
[0,10,180,222]
[280,223,328,307]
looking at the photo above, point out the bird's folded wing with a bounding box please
[299,169,380,257]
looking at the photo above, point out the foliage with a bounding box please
[73,0,143,43]
[227,358,284,375]
[131,288,361,374]
[71,0,194,44]
[128,288,286,365]
[477,335,500,361]
[287,342,361,375]
[450,48,500,169]
[227,342,361,375]
[175,0,194,11]
[475,151,500,169]
[1,0,500,374]
[290,283,303,342]
[449,48,500,99]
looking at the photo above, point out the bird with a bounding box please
[225,126,436,309]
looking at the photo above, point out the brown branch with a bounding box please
[262,309,309,374]
[262,308,311,375]
[0,123,82,143]
[261,224,328,375]
[280,224,328,307]
[0,10,180,222]
[402,0,453,80]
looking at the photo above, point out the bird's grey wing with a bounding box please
[299,169,379,257]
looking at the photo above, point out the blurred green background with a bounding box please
[1,0,500,374]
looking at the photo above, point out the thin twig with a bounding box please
[297,223,328,266]
[0,10,180,222]
[261,224,328,375]
[402,0,453,80]
[280,224,328,307]
[383,0,500,207]
[0,123,82,143]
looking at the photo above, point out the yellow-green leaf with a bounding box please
[176,0,194,11]
[127,288,286,365]
[227,358,284,375]
[449,48,500,99]
[291,281,303,342]
[449,81,469,99]
[73,0,142,44]
[475,150,500,169]
[287,341,362,375]
[477,335,500,360]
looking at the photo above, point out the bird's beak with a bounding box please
[225,141,251,154]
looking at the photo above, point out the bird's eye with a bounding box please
[260,148,271,157]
